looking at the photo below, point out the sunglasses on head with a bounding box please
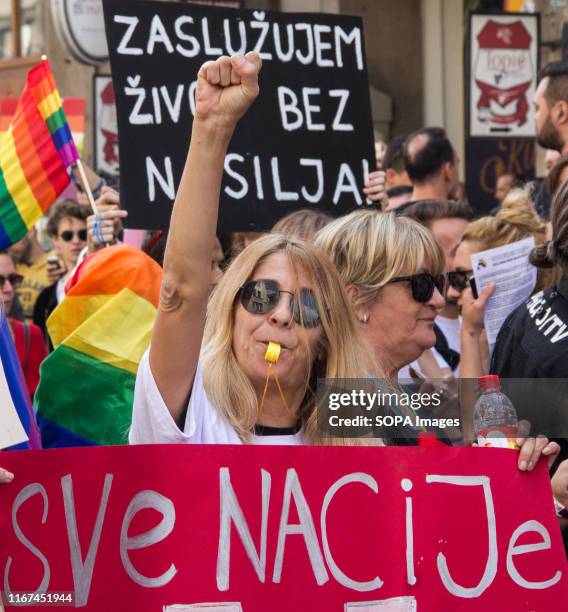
[59,229,87,242]
[388,272,446,303]
[238,279,321,328]
[0,273,24,288]
[446,270,474,293]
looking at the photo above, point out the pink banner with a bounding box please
[0,446,566,611]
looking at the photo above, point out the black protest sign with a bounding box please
[102,0,375,231]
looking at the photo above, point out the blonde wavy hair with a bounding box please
[200,234,375,444]
[463,186,556,291]
[314,210,445,311]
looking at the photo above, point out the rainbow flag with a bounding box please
[62,99,85,156]
[1,97,86,156]
[0,98,18,142]
[0,59,78,249]
[34,245,162,447]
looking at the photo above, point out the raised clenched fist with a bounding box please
[195,53,262,128]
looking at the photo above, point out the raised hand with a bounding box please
[87,186,128,251]
[363,170,388,209]
[95,186,120,214]
[87,209,128,249]
[461,283,495,334]
[195,53,261,129]
[46,256,66,285]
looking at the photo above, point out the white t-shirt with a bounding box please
[130,350,305,445]
[55,276,66,304]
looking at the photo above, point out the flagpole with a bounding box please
[75,158,98,214]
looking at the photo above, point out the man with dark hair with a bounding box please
[396,127,460,215]
[532,61,568,219]
[402,200,474,374]
[382,135,413,211]
[535,61,568,153]
[383,135,411,189]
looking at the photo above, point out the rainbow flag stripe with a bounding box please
[0,60,78,249]
[28,62,78,168]
[35,245,162,447]
[1,97,85,155]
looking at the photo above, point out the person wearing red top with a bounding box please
[0,250,47,398]
[8,318,47,397]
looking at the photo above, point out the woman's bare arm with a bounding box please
[149,54,261,426]
[459,284,495,443]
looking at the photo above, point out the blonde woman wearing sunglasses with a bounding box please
[129,53,374,446]
[315,210,447,380]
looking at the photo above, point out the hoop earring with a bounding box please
[359,313,369,324]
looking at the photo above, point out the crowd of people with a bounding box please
[1,52,568,538]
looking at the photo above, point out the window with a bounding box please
[0,0,44,61]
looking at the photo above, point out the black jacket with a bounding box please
[32,283,58,352]
[491,278,568,378]
[490,278,568,459]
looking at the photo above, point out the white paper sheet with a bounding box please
[345,596,417,611]
[163,604,242,612]
[470,237,537,346]
[0,354,28,449]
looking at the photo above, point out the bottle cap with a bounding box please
[478,374,500,391]
[417,432,446,448]
[265,341,281,363]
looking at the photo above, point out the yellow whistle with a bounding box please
[265,341,281,363]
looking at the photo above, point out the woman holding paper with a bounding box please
[456,188,557,379]
[455,187,567,454]
[490,180,568,378]
[490,179,568,473]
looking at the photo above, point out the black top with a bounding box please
[393,199,421,216]
[32,283,58,352]
[254,422,302,436]
[491,278,568,378]
[434,324,460,371]
[490,278,568,461]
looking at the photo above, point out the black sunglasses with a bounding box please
[0,273,24,287]
[447,269,474,293]
[238,279,321,328]
[388,272,446,303]
[59,229,87,242]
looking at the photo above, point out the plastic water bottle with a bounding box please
[474,375,518,449]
